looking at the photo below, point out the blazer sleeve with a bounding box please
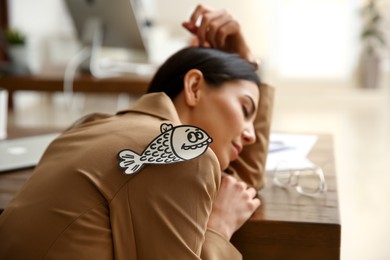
[112,150,242,260]
[225,84,275,190]
[201,229,242,259]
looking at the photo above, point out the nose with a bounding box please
[242,123,256,145]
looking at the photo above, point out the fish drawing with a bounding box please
[118,123,213,174]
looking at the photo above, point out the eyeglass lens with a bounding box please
[273,168,326,196]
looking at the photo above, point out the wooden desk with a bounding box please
[0,128,341,259]
[0,71,151,108]
[232,134,340,259]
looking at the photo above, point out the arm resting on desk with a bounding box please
[226,84,275,190]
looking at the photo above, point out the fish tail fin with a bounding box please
[118,150,144,174]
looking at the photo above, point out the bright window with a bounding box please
[270,0,359,80]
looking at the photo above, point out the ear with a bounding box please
[183,69,204,107]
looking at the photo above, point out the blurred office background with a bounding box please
[4,0,390,259]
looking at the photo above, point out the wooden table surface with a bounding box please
[0,72,150,94]
[232,133,340,259]
[0,127,341,259]
[0,71,151,108]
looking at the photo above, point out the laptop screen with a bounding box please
[0,133,60,172]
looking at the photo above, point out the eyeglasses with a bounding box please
[272,163,327,197]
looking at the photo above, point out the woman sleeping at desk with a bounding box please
[0,5,274,259]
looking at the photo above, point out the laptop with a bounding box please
[0,133,60,172]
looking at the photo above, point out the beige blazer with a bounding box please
[0,93,241,259]
[0,84,274,259]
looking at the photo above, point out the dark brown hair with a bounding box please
[147,47,260,100]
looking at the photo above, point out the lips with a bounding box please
[231,143,243,160]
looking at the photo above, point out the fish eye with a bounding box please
[195,131,204,140]
[187,132,198,143]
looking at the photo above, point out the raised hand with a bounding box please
[182,4,258,67]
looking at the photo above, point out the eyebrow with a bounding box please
[244,94,257,116]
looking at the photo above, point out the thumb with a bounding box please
[182,22,198,34]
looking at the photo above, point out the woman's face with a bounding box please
[190,79,260,170]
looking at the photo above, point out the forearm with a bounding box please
[226,83,275,190]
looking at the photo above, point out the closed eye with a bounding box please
[242,105,250,118]
[243,94,257,118]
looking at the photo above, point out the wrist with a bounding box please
[207,214,234,240]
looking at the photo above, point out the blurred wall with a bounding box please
[6,0,270,73]
[6,0,390,85]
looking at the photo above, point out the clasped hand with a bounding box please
[207,175,261,240]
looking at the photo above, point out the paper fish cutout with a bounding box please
[118,123,213,174]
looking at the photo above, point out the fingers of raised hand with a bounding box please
[197,9,229,47]
[206,14,233,48]
[185,5,239,48]
[184,4,213,35]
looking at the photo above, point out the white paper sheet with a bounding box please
[266,133,318,172]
